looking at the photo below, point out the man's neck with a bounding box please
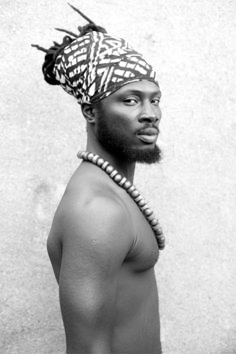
[86,141,136,183]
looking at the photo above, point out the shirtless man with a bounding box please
[34,6,165,353]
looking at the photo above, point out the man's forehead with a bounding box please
[114,80,161,95]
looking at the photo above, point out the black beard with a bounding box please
[96,117,162,164]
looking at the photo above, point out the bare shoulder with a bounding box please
[61,186,134,262]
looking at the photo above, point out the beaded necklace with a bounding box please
[77,151,165,250]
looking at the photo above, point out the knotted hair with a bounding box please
[32,3,159,104]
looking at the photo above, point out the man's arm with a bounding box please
[58,195,133,354]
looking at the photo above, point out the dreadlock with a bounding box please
[31,3,107,86]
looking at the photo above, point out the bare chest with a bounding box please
[121,192,160,272]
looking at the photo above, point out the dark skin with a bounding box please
[47,80,162,353]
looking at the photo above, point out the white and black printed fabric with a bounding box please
[53,31,159,104]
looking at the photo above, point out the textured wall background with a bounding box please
[1,0,236,353]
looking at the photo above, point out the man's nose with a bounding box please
[138,102,161,123]
[139,101,161,123]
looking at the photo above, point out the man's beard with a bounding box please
[96,117,162,164]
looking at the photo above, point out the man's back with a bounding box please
[47,161,161,353]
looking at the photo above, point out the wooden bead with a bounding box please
[119,177,127,186]
[84,152,90,159]
[92,155,99,164]
[150,218,158,226]
[138,199,146,207]
[114,173,122,182]
[97,158,104,166]
[144,208,153,217]
[127,185,135,194]
[101,161,109,169]
[106,165,114,174]
[134,195,143,203]
[131,190,139,198]
[109,170,117,178]
[88,153,94,160]
[124,180,132,190]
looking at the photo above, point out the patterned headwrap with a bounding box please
[32,4,159,104]
[54,32,158,104]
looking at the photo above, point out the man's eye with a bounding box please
[152,98,160,105]
[123,98,138,105]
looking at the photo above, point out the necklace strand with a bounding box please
[77,151,165,250]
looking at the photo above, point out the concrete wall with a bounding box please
[1,0,236,353]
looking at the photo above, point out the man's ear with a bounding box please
[81,103,96,124]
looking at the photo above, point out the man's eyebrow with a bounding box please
[120,89,162,96]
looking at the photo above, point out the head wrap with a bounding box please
[32,4,159,104]
[54,31,158,104]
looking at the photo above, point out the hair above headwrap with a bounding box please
[32,4,159,104]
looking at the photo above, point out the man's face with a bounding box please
[94,80,162,164]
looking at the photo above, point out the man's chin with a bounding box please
[126,145,162,164]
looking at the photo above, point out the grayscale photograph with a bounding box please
[0,1,235,353]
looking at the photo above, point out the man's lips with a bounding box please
[136,128,159,144]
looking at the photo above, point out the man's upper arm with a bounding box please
[58,196,133,352]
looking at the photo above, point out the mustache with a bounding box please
[137,126,159,135]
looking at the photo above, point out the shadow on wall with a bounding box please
[33,180,66,234]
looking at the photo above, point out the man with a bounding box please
[34,5,165,353]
